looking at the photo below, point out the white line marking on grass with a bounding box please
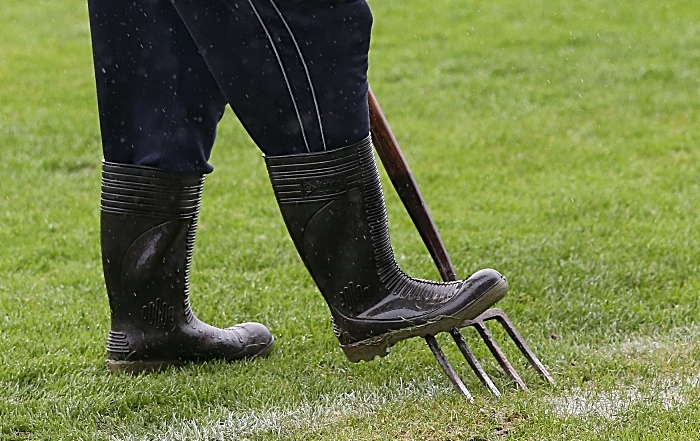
[112,379,451,441]
[549,374,700,418]
[597,324,700,360]
[549,326,700,419]
[111,327,700,440]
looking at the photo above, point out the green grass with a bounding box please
[1,0,700,439]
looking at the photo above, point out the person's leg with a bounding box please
[166,0,509,361]
[265,138,508,361]
[89,0,226,173]
[99,164,273,373]
[88,0,273,373]
[89,0,508,366]
[169,0,371,155]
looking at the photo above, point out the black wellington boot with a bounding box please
[265,135,508,362]
[101,163,274,374]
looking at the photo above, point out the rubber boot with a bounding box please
[101,163,274,374]
[265,136,508,362]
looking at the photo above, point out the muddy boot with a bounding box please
[265,136,508,362]
[101,163,274,374]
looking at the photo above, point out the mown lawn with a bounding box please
[1,0,699,439]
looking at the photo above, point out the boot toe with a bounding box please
[225,322,275,358]
[455,268,508,320]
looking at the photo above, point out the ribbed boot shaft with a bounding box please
[265,136,371,204]
[266,136,459,318]
[355,139,460,303]
[101,162,203,218]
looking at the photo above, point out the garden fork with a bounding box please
[368,88,554,401]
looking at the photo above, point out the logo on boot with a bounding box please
[300,177,346,198]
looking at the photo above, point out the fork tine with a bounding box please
[424,335,474,402]
[449,328,501,397]
[467,319,529,391]
[481,309,555,384]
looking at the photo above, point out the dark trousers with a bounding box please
[88,0,373,173]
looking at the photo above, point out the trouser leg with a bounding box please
[88,0,374,170]
[88,0,227,173]
[169,0,373,155]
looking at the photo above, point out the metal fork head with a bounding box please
[425,308,554,400]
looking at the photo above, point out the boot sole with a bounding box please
[340,277,508,363]
[106,339,275,375]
